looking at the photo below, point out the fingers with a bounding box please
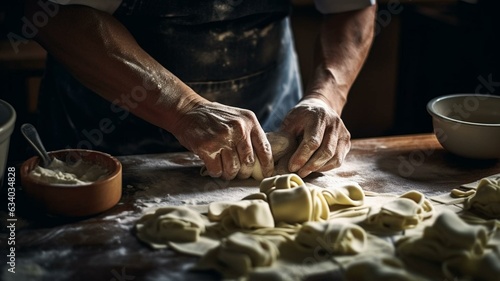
[200,149,223,178]
[296,129,351,178]
[205,128,271,180]
[176,103,272,180]
[318,135,350,172]
[288,123,324,177]
[251,126,274,179]
[220,147,240,180]
[236,136,255,179]
[198,120,268,180]
[202,138,253,180]
[201,145,245,180]
[282,102,352,178]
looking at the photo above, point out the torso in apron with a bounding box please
[38,0,302,155]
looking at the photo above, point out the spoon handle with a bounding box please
[21,123,52,167]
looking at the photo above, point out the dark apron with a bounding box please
[37,0,302,155]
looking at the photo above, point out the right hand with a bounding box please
[172,102,273,180]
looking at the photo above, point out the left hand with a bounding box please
[280,97,351,178]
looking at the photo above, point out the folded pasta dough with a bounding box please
[242,192,267,201]
[295,221,366,255]
[443,248,500,281]
[423,210,488,255]
[320,182,365,207]
[451,188,476,198]
[208,200,275,229]
[197,232,279,278]
[257,174,316,224]
[135,206,206,248]
[398,210,489,263]
[465,178,500,218]
[366,191,433,231]
[260,173,305,194]
[268,185,313,224]
[309,187,330,221]
[399,191,434,218]
[261,174,361,223]
[397,210,497,280]
[345,256,423,281]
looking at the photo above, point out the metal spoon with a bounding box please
[21,123,52,167]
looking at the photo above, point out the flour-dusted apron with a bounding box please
[38,0,302,155]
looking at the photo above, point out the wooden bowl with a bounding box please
[20,149,122,217]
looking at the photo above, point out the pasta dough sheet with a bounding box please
[134,173,500,281]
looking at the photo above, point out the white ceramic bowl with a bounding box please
[427,94,500,159]
[0,99,16,188]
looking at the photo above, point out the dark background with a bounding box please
[1,0,499,163]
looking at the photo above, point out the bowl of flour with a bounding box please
[20,149,122,217]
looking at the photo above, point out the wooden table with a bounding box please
[2,134,499,280]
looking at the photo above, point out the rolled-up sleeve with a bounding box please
[48,0,122,14]
[314,0,376,14]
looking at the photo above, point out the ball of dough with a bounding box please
[251,132,296,181]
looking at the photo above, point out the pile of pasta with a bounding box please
[135,174,500,281]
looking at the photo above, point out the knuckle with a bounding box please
[262,141,272,156]
[227,119,244,132]
[245,109,257,118]
[217,124,232,136]
[227,153,240,169]
[304,137,321,151]
[343,128,351,140]
[255,137,272,154]
[243,153,255,166]
[317,109,327,118]
[320,149,335,162]
[241,109,257,121]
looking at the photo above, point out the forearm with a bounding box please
[305,5,377,114]
[24,1,206,135]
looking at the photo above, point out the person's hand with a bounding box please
[280,97,351,178]
[172,102,273,180]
